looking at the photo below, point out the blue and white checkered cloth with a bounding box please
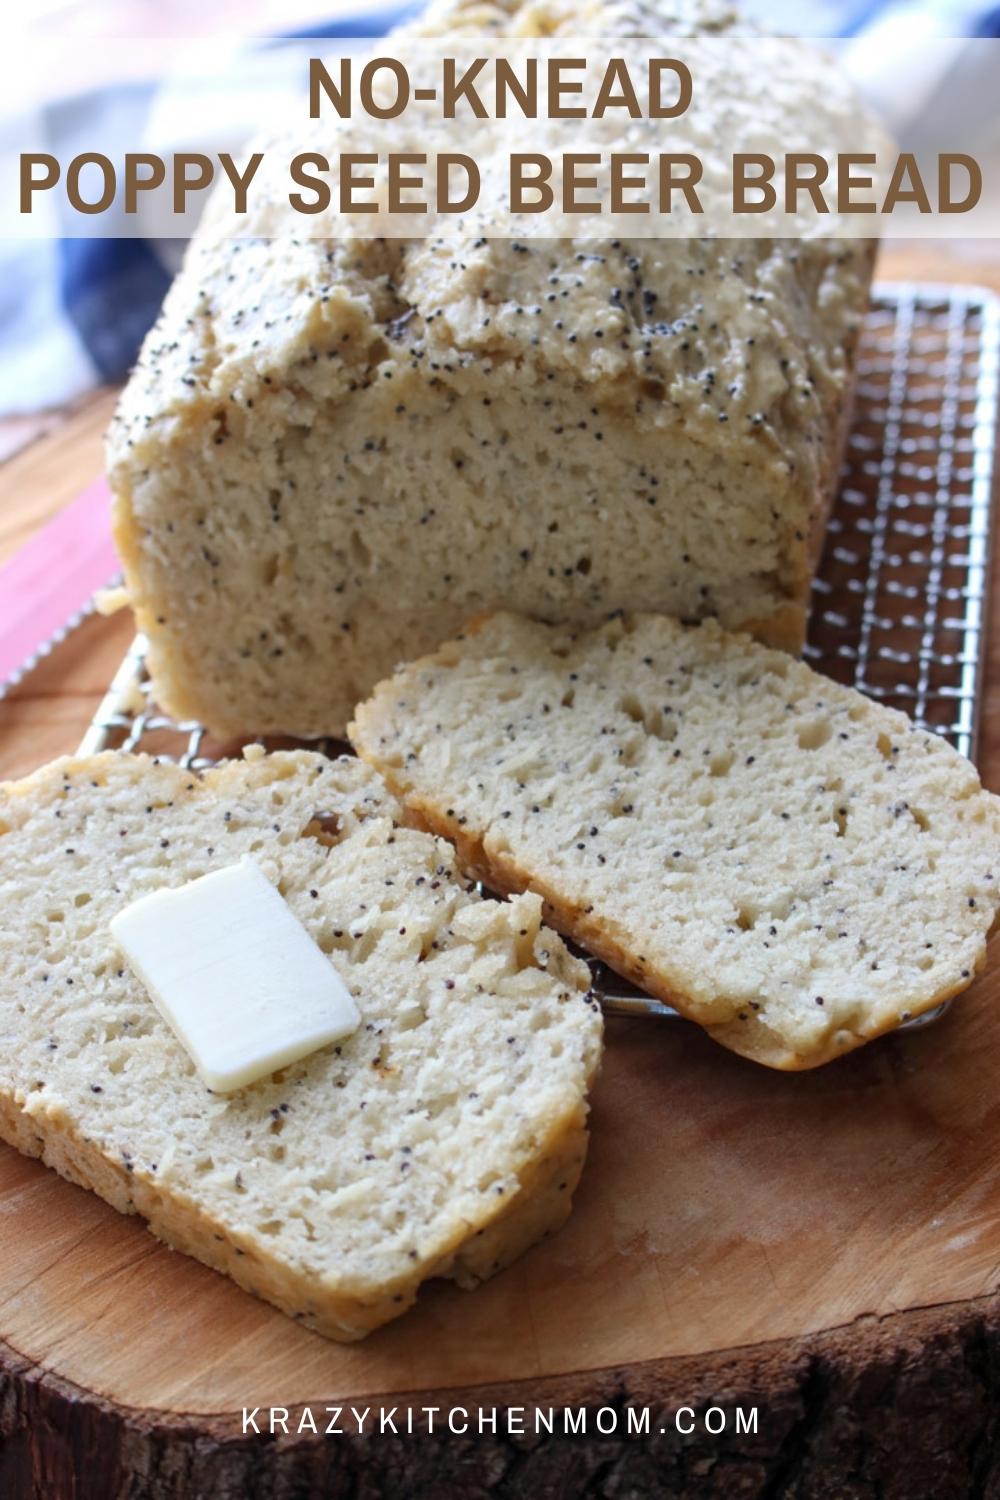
[1,0,996,416]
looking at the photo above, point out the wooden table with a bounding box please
[2,242,1000,1499]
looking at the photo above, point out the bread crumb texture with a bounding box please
[106,0,874,737]
[0,750,601,1340]
[351,611,1000,1069]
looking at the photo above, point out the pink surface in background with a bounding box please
[0,479,118,687]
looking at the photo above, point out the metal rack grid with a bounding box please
[76,282,1000,1027]
[804,282,999,760]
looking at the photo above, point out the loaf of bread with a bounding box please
[351,611,1000,1070]
[106,0,876,738]
[0,748,601,1340]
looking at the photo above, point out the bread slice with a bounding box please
[351,611,1000,1070]
[0,748,601,1340]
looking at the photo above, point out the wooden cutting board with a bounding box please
[3,252,1000,1500]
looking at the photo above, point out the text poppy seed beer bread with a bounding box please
[0,749,602,1340]
[350,612,1000,1069]
[106,0,875,737]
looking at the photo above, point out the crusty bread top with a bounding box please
[107,0,873,515]
[0,750,600,1337]
[351,612,1000,1068]
[408,0,743,37]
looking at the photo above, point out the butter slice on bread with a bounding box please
[0,749,601,1340]
[351,611,1000,1069]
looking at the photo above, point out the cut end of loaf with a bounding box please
[105,55,873,741]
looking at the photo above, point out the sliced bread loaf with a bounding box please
[106,0,875,738]
[0,748,601,1340]
[351,611,1000,1069]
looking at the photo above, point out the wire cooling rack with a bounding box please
[805,283,999,758]
[75,281,1000,1028]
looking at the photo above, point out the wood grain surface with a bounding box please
[2,242,1000,1498]
[1,984,1000,1411]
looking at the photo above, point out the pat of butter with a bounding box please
[110,859,359,1092]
